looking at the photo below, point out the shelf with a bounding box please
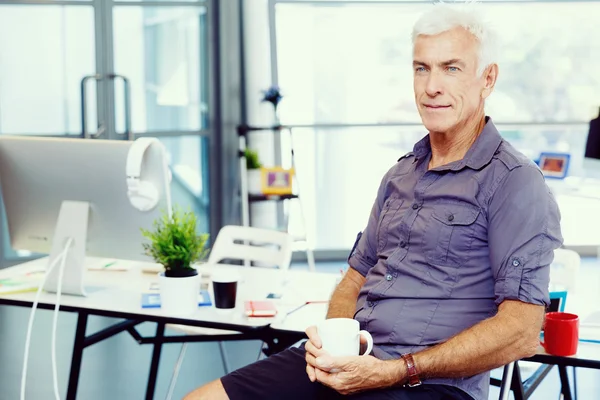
[237,124,284,135]
[248,193,299,202]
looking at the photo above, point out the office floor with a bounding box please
[0,259,599,399]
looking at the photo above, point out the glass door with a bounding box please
[106,0,211,234]
[0,0,211,267]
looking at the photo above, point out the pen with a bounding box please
[285,300,328,316]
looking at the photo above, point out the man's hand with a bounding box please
[304,325,371,381]
[304,325,404,395]
[311,354,402,395]
[304,325,324,382]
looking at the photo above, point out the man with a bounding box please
[185,3,562,400]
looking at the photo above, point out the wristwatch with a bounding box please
[401,353,422,387]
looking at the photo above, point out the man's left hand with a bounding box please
[308,354,402,395]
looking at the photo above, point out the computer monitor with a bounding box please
[0,136,171,296]
[583,111,600,176]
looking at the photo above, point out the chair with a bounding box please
[206,224,293,269]
[164,225,293,400]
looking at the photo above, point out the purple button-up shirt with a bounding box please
[348,117,563,400]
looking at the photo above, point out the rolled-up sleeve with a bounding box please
[347,169,392,276]
[487,164,563,307]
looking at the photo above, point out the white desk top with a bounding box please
[0,257,338,331]
[270,302,329,333]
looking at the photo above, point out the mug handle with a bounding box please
[358,330,373,356]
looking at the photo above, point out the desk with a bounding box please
[0,258,337,400]
[513,342,600,400]
[271,302,600,400]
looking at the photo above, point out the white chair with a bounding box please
[164,225,293,400]
[549,248,581,293]
[207,225,293,270]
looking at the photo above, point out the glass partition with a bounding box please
[275,1,600,125]
[283,124,589,251]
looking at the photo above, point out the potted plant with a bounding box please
[141,207,210,315]
[261,85,283,124]
[245,148,263,195]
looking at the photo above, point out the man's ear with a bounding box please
[481,63,498,100]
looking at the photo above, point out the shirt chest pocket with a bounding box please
[424,202,480,269]
[376,197,404,253]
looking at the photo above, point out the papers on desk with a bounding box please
[0,268,44,295]
[581,311,600,343]
[86,258,132,271]
[580,325,600,344]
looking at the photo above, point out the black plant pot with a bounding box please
[164,268,198,278]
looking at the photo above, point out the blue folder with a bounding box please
[141,290,212,308]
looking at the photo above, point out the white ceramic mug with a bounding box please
[317,318,373,357]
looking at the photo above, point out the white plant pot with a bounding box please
[158,272,200,316]
[247,169,262,195]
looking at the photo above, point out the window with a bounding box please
[275,2,600,125]
[113,6,207,133]
[273,1,600,251]
[0,5,95,135]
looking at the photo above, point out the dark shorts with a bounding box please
[221,344,474,400]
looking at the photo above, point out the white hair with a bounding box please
[412,2,498,76]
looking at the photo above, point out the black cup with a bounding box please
[212,280,238,309]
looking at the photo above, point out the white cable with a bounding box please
[20,238,73,400]
[51,237,72,400]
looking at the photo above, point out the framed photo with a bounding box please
[538,152,570,179]
[261,167,294,195]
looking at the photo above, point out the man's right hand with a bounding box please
[304,325,325,382]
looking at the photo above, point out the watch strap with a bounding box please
[401,353,422,387]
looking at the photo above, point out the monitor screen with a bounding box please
[585,115,600,160]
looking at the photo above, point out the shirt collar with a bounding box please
[412,116,503,171]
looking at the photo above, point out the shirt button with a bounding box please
[400,240,406,248]
[512,259,520,267]
[447,214,454,222]
[386,274,393,281]
[412,203,419,210]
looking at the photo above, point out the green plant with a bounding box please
[141,207,210,277]
[244,148,263,169]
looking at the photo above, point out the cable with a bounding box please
[51,237,72,400]
[20,238,73,400]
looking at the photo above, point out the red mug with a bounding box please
[541,312,579,356]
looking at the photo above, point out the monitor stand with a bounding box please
[43,200,92,297]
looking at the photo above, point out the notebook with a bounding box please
[141,290,212,308]
[244,300,277,317]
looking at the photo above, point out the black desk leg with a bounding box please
[511,362,526,400]
[66,312,89,400]
[558,365,573,400]
[146,322,165,400]
[573,367,578,400]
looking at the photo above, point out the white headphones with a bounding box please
[126,137,163,212]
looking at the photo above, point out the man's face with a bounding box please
[413,27,492,134]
